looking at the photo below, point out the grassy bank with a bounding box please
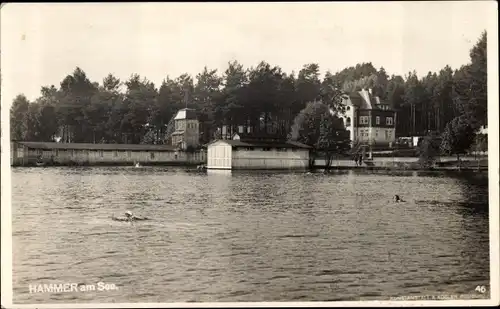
[314,158,488,172]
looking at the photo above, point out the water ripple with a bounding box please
[11,167,490,303]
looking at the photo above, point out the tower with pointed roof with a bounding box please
[170,108,200,150]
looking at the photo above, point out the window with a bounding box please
[262,147,271,151]
[346,106,350,111]
[150,152,155,159]
[99,150,104,157]
[127,151,131,158]
[55,149,59,156]
[376,116,380,125]
[346,117,351,127]
[375,130,379,137]
[113,151,118,157]
[386,117,393,126]
[360,116,369,125]
[37,149,42,155]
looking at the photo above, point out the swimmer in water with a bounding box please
[394,195,405,203]
[112,211,148,222]
[124,211,134,221]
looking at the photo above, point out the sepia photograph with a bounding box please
[1,1,498,308]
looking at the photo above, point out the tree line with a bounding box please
[10,31,487,155]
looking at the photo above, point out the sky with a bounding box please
[0,1,496,107]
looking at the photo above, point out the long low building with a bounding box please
[206,133,312,170]
[10,141,206,166]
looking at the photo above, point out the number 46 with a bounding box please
[475,285,487,293]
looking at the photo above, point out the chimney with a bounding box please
[183,89,189,108]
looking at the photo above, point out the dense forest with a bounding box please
[10,32,487,149]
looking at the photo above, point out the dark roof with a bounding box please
[345,92,367,109]
[208,139,312,149]
[15,141,177,151]
[284,141,313,149]
[344,89,395,110]
[233,132,289,143]
[174,108,198,120]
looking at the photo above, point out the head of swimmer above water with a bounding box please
[125,211,133,218]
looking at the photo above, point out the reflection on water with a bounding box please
[11,167,489,303]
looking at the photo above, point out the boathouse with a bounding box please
[10,141,206,166]
[206,133,311,170]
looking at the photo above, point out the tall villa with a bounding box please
[340,88,397,149]
[170,108,200,150]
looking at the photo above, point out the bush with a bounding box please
[418,133,442,169]
[472,133,488,155]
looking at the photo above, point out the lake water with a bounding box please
[10,167,490,303]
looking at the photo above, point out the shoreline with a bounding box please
[11,163,488,173]
[314,166,488,172]
[10,161,203,168]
